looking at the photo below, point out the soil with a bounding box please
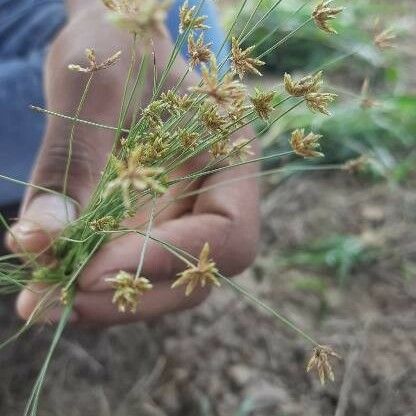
[1,172,415,416]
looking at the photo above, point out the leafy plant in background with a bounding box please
[280,234,379,285]
[226,0,415,181]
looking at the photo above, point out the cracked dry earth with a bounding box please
[1,172,415,416]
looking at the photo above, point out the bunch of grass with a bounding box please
[0,0,358,413]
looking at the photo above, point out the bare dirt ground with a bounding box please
[1,172,415,416]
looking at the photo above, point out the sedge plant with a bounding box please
[0,0,382,413]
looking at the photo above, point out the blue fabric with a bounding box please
[0,0,228,205]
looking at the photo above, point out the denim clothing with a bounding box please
[0,0,227,205]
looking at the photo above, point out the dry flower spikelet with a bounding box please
[68,48,122,73]
[89,215,119,231]
[228,139,255,164]
[360,78,379,109]
[306,345,341,385]
[188,33,212,69]
[102,0,171,37]
[305,92,337,115]
[106,271,153,313]
[290,129,324,158]
[374,28,396,49]
[171,243,220,296]
[342,155,369,174]
[199,102,227,131]
[312,1,343,34]
[230,37,265,79]
[104,154,167,208]
[250,89,275,120]
[179,0,209,34]
[210,137,230,159]
[284,71,323,97]
[178,129,199,150]
[193,56,246,108]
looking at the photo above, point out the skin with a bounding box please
[6,0,260,326]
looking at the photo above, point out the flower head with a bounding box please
[210,137,230,159]
[171,243,220,296]
[290,129,324,158]
[199,102,227,131]
[193,57,246,108]
[306,345,341,385]
[102,0,171,37]
[179,0,209,34]
[160,90,194,114]
[250,89,275,120]
[89,215,120,231]
[104,155,167,208]
[68,48,122,73]
[230,37,265,79]
[228,139,254,164]
[188,33,212,69]
[305,92,337,115]
[342,155,369,174]
[106,271,153,313]
[178,129,199,150]
[284,71,323,97]
[374,28,396,49]
[312,1,343,34]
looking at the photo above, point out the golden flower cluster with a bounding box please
[312,1,343,34]
[284,71,323,97]
[374,28,396,49]
[342,155,369,174]
[179,0,209,34]
[68,48,122,73]
[193,57,246,108]
[102,0,171,37]
[171,243,220,296]
[230,37,265,79]
[106,271,153,313]
[306,345,341,385]
[284,71,336,115]
[250,89,275,121]
[290,129,324,158]
[188,33,212,69]
[104,154,167,208]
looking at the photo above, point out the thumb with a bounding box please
[6,194,77,254]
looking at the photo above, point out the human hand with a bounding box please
[6,1,260,326]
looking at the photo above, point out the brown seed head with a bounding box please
[102,0,171,37]
[305,92,337,115]
[104,155,167,208]
[374,28,396,49]
[230,37,265,79]
[193,57,246,108]
[312,1,343,34]
[106,271,153,313]
[188,33,212,69]
[68,48,122,73]
[179,0,209,34]
[171,243,220,296]
[290,129,324,158]
[306,345,341,385]
[250,89,275,120]
[284,71,323,97]
[228,139,255,164]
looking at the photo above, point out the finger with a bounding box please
[17,280,209,326]
[16,283,80,324]
[6,194,77,254]
[79,150,260,291]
